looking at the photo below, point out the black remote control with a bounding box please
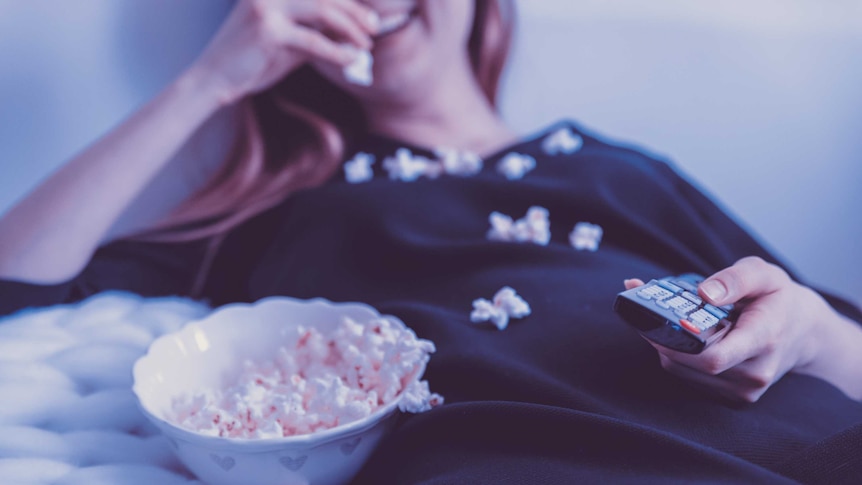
[613,274,736,354]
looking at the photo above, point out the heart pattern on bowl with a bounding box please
[279,455,308,471]
[210,453,236,471]
[340,437,361,456]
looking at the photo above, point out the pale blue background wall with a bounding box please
[1,0,860,305]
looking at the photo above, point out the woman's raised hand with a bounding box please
[626,256,862,403]
[190,0,379,105]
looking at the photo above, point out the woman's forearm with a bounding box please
[0,68,224,284]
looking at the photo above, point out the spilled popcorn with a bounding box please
[570,222,603,251]
[435,147,483,177]
[344,152,375,184]
[496,152,536,180]
[343,47,374,86]
[167,318,442,439]
[487,206,551,246]
[542,127,583,156]
[383,148,441,182]
[471,287,531,330]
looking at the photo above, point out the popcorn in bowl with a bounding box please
[168,317,442,439]
[132,297,442,485]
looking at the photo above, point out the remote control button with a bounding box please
[689,309,719,329]
[637,285,674,301]
[664,296,688,309]
[674,303,697,317]
[681,291,703,306]
[673,279,698,293]
[678,319,701,334]
[678,273,705,285]
[655,297,672,309]
[657,280,683,294]
[703,304,728,320]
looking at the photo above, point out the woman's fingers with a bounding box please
[311,3,374,49]
[698,256,789,306]
[623,278,645,290]
[652,303,776,375]
[282,25,359,66]
[331,0,381,34]
[287,0,376,49]
[641,257,851,403]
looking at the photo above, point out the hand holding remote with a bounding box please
[625,256,862,403]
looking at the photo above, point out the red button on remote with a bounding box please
[678,319,701,334]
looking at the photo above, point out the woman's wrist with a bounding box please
[175,65,239,114]
[797,303,862,401]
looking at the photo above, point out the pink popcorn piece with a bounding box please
[344,152,375,183]
[486,206,551,246]
[167,317,441,439]
[470,286,531,331]
[496,152,536,180]
[542,127,583,155]
[398,380,444,413]
[570,222,603,251]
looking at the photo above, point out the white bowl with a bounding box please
[132,296,425,485]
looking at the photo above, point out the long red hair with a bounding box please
[138,0,515,244]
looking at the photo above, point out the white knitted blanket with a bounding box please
[0,292,212,485]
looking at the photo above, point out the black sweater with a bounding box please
[3,121,861,484]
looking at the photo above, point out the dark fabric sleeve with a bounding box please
[0,201,289,318]
[0,238,211,317]
[658,161,862,324]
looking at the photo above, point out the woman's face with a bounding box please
[312,0,477,104]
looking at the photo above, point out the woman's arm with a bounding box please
[0,72,223,284]
[0,0,377,285]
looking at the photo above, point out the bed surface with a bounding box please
[0,293,209,485]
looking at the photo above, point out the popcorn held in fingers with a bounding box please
[487,206,551,246]
[343,46,374,86]
[344,152,376,184]
[542,127,583,155]
[569,222,603,251]
[435,147,483,177]
[383,148,442,182]
[470,286,532,331]
[496,152,536,180]
[167,317,441,439]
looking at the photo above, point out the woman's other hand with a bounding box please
[189,0,379,105]
[625,256,862,403]
[0,0,377,283]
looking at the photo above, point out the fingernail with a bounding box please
[700,280,727,302]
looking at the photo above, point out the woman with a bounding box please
[1,0,861,482]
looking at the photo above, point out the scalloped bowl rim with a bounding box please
[132,296,422,451]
